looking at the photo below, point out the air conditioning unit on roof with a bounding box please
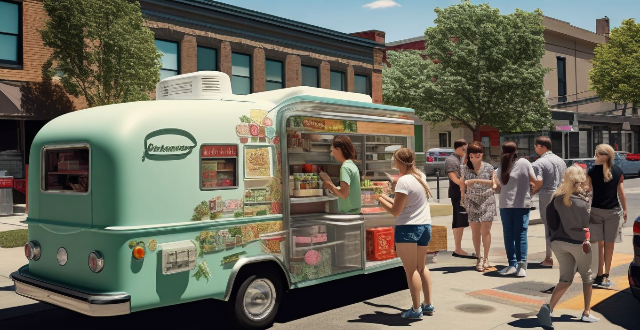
[156,71,232,100]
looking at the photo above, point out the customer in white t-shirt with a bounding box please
[377,147,434,320]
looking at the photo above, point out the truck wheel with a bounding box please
[229,268,282,329]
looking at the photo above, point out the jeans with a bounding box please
[500,208,530,267]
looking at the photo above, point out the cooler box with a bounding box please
[366,227,396,261]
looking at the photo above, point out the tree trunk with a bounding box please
[472,123,482,142]
[622,103,628,116]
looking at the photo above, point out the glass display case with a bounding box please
[289,220,363,283]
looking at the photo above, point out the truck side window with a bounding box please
[42,146,90,193]
[200,145,238,189]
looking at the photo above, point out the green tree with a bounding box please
[383,1,551,140]
[589,19,640,116]
[40,0,162,108]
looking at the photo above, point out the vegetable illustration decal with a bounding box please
[193,260,212,282]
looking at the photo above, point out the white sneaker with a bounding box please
[581,313,600,322]
[516,262,527,277]
[499,266,517,275]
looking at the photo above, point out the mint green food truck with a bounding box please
[11,71,420,329]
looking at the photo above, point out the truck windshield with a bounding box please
[42,147,89,193]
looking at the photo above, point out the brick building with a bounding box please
[0,0,385,202]
[386,16,636,161]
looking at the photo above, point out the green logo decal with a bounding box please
[142,128,197,161]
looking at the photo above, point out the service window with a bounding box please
[42,146,90,193]
[200,145,238,189]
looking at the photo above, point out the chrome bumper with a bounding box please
[10,266,130,317]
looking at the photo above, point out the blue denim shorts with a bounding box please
[395,224,432,246]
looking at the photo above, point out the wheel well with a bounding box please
[232,261,290,294]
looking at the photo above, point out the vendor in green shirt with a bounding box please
[320,135,361,214]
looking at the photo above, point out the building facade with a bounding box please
[386,16,635,161]
[0,0,385,202]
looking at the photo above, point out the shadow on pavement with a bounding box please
[508,314,577,328]
[592,288,640,330]
[347,310,422,327]
[429,266,476,274]
[275,267,408,323]
[0,285,15,291]
[0,267,410,328]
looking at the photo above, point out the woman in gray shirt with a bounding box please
[537,165,599,328]
[495,141,541,278]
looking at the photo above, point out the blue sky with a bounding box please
[215,0,639,42]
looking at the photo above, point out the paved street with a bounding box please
[0,177,638,329]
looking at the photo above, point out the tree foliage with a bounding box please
[40,0,162,108]
[383,1,551,138]
[589,19,640,115]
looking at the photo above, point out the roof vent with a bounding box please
[156,71,232,100]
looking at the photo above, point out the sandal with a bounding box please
[475,258,484,272]
[482,258,492,271]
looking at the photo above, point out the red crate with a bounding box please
[366,227,396,261]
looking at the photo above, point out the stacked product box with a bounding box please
[366,227,396,261]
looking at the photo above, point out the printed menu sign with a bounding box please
[201,145,238,158]
[245,147,272,178]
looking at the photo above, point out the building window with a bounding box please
[439,132,451,148]
[265,59,283,91]
[330,70,345,91]
[354,74,370,95]
[197,46,217,71]
[155,39,179,80]
[0,1,21,67]
[232,53,251,95]
[557,57,567,103]
[302,65,318,87]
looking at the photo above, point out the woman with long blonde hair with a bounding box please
[587,144,627,288]
[377,147,434,320]
[537,165,599,328]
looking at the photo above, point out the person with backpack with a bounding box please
[377,147,434,320]
[537,165,599,329]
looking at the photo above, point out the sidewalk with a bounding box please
[0,204,27,233]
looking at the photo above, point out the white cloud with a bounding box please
[362,0,401,9]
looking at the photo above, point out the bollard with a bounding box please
[436,170,440,201]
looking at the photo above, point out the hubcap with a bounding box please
[243,278,276,322]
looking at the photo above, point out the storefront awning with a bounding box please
[0,82,22,116]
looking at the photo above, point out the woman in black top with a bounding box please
[587,144,628,288]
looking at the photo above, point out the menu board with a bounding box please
[245,147,273,178]
[288,116,413,136]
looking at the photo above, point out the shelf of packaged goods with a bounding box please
[292,240,344,251]
[48,171,88,175]
[290,195,338,204]
[244,201,273,205]
[365,160,393,163]
[365,142,404,145]
[215,169,235,172]
[289,162,363,167]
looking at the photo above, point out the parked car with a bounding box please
[424,148,454,176]
[565,151,640,176]
[628,216,640,303]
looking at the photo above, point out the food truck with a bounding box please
[11,71,440,329]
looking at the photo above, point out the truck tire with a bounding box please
[228,267,282,329]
